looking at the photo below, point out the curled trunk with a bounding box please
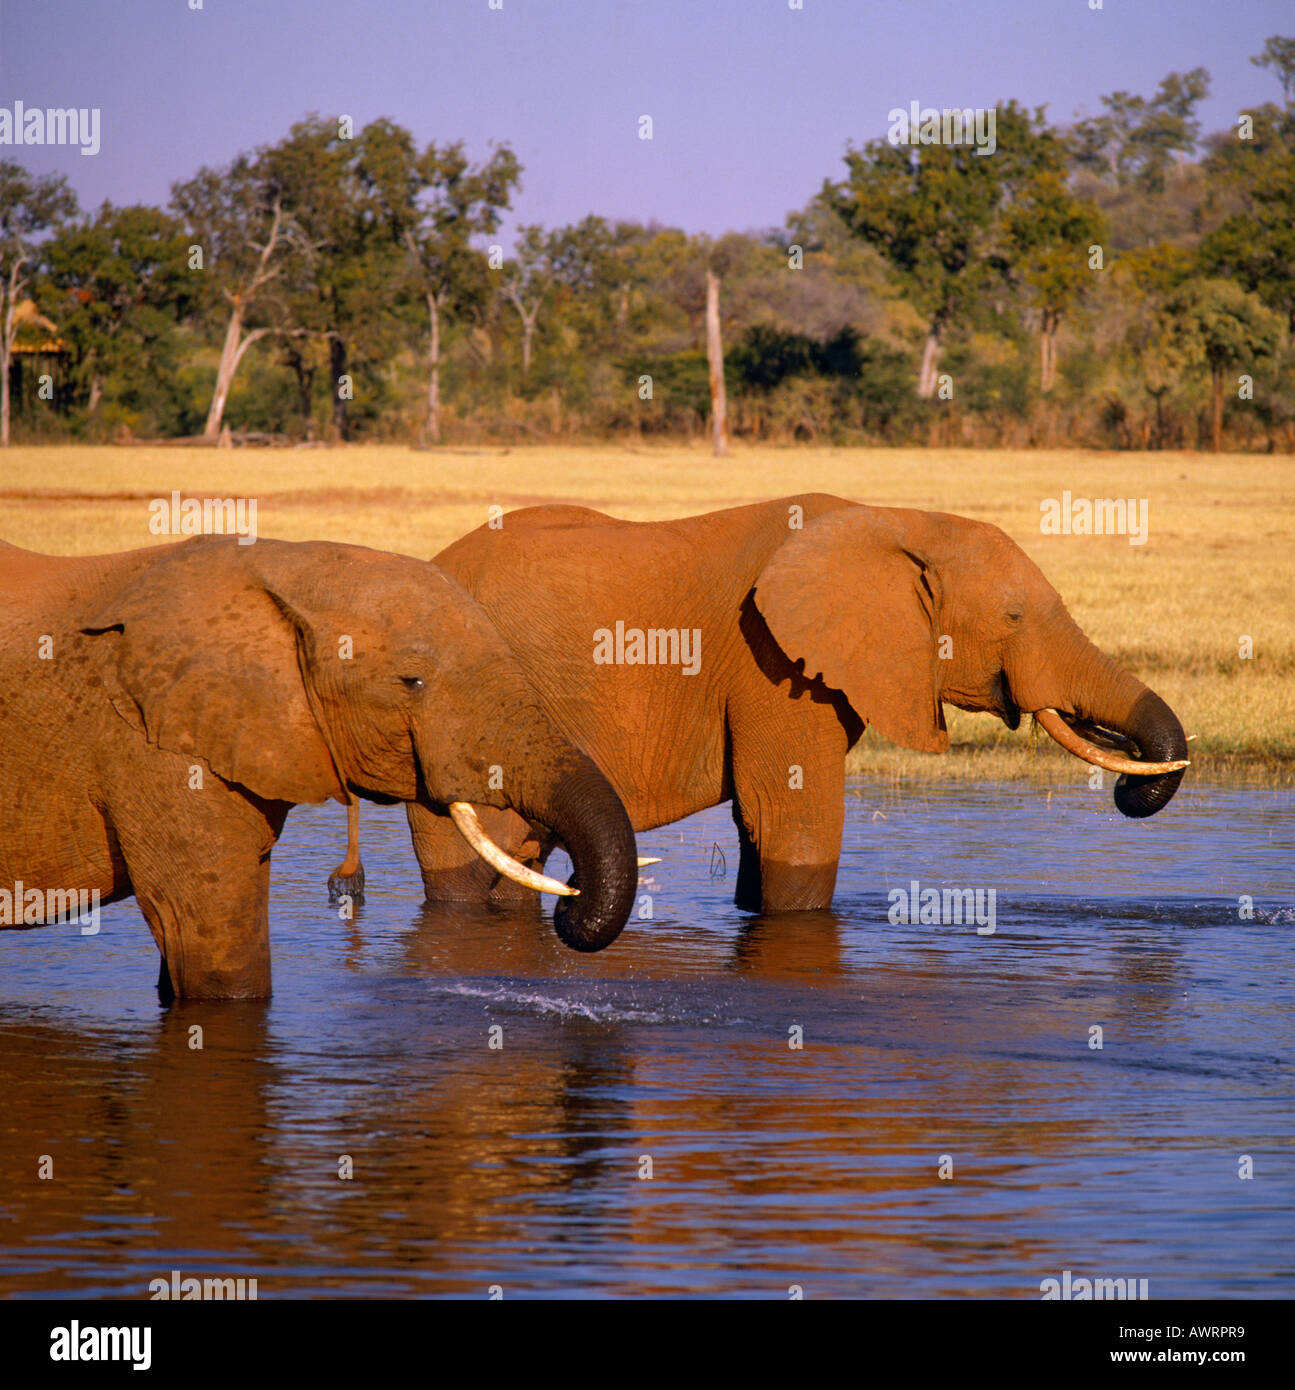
[1107,688,1188,818]
[414,667,639,950]
[414,746,637,950]
[504,749,638,951]
[1017,619,1189,820]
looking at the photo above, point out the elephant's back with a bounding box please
[490,504,610,532]
[437,494,858,613]
[0,543,167,636]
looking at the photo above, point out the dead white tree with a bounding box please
[0,256,31,447]
[202,199,288,439]
[705,267,728,457]
[406,228,446,447]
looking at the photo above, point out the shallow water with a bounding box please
[1,778,1291,1298]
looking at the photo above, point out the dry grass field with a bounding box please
[1,442,1290,783]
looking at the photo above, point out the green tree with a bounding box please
[393,142,519,443]
[1157,277,1285,450]
[0,161,77,444]
[1070,68,1210,192]
[256,116,414,441]
[1251,35,1295,107]
[825,101,1054,396]
[40,202,192,424]
[1002,170,1107,391]
[1200,96,1295,334]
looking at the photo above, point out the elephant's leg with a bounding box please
[112,790,286,1001]
[728,729,845,913]
[406,801,544,904]
[135,856,273,1001]
[327,800,366,903]
[731,803,763,912]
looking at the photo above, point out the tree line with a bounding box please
[2,36,1293,452]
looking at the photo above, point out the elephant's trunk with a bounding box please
[517,752,639,951]
[1106,688,1189,818]
[410,650,639,949]
[1017,618,1189,820]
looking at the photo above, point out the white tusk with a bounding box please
[1034,709,1189,777]
[448,802,578,897]
[637,857,662,867]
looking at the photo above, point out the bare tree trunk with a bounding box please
[505,284,540,377]
[1039,310,1057,394]
[201,200,286,440]
[290,354,315,440]
[423,291,441,446]
[0,338,11,449]
[299,362,316,441]
[917,323,942,398]
[705,268,727,457]
[330,335,348,442]
[204,305,269,439]
[1047,310,1061,392]
[205,298,245,438]
[1210,365,1224,453]
[282,337,319,440]
[0,260,25,447]
[0,345,10,446]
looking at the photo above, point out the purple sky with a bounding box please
[1,0,1291,244]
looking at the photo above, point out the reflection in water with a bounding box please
[0,780,1291,1296]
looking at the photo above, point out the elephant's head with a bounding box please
[83,536,638,950]
[753,504,1188,816]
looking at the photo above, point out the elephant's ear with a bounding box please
[81,552,345,805]
[753,507,948,752]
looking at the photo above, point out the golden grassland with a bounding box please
[1,442,1290,784]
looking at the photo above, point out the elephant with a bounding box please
[0,534,640,1000]
[342,493,1187,916]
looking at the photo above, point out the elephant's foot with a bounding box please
[155,953,269,1002]
[327,862,366,904]
[329,801,365,902]
[735,859,839,914]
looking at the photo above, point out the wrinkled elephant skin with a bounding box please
[401,495,1188,913]
[0,535,638,999]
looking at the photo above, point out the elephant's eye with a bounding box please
[400,676,425,692]
[1006,610,1024,624]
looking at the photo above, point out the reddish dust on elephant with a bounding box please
[0,536,640,999]
[377,494,1187,913]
